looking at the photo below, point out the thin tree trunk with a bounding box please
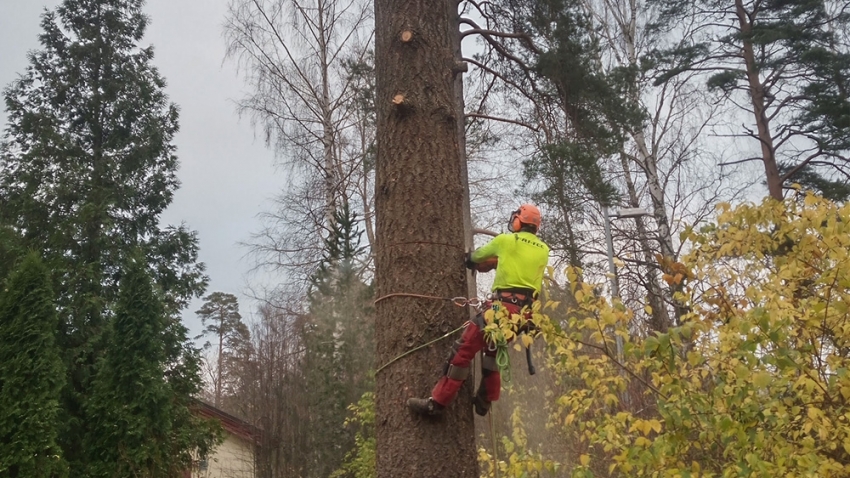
[735,0,782,200]
[620,154,671,332]
[453,3,476,307]
[374,0,478,476]
[618,0,683,325]
[216,327,223,407]
[319,0,339,228]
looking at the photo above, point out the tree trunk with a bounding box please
[620,153,671,333]
[735,0,782,200]
[373,0,478,476]
[618,0,685,325]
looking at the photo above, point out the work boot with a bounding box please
[407,397,444,416]
[472,395,491,416]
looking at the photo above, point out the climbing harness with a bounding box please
[374,292,537,382]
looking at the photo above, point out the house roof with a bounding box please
[192,400,261,444]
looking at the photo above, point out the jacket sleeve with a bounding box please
[470,234,503,263]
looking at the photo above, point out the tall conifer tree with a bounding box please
[85,254,217,477]
[0,0,208,469]
[0,253,66,478]
[303,204,373,478]
[196,292,250,408]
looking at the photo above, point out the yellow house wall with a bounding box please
[195,432,255,478]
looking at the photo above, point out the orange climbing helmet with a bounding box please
[508,204,542,232]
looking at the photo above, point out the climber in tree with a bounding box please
[407,204,550,417]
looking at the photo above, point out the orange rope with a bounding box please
[374,292,481,308]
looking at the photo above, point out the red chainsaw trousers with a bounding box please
[430,301,523,407]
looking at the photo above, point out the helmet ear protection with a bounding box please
[509,209,522,232]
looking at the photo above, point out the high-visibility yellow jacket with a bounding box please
[471,231,549,295]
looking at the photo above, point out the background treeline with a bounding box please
[196,207,374,478]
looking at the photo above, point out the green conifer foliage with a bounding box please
[0,0,207,350]
[485,0,645,263]
[85,254,218,477]
[303,204,374,478]
[0,253,66,478]
[0,227,22,283]
[0,1,208,469]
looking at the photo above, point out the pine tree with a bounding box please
[0,0,208,469]
[648,0,850,200]
[85,254,218,477]
[373,0,476,474]
[196,292,250,408]
[0,253,66,478]
[476,0,644,264]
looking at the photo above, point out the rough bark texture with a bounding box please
[373,0,478,477]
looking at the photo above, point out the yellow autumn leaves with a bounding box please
[481,193,850,477]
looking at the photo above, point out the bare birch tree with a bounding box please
[577,0,749,331]
[225,0,376,284]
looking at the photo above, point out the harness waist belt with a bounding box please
[494,288,535,303]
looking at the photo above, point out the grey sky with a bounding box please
[0,0,280,336]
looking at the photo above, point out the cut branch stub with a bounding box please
[451,61,468,75]
[400,30,414,42]
[391,94,413,116]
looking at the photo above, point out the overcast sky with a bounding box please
[0,0,281,337]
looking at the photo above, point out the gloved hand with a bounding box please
[464,252,477,270]
[465,253,498,273]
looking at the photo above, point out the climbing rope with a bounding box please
[489,406,500,478]
[374,292,482,309]
[375,322,466,374]
[373,292,483,374]
[483,302,515,384]
[494,338,512,384]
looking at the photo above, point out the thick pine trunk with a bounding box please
[373,0,478,476]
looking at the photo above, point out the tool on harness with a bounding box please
[525,338,536,375]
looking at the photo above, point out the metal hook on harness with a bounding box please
[452,296,482,308]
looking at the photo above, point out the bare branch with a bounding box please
[465,113,540,132]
